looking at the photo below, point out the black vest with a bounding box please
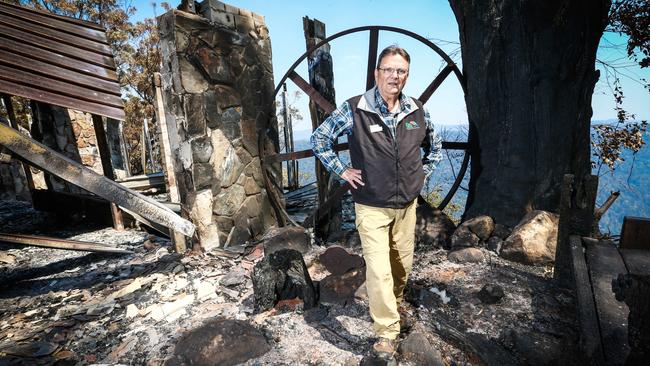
[348,95,427,208]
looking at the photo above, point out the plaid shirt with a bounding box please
[311,87,442,178]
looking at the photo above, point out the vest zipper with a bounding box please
[393,126,399,207]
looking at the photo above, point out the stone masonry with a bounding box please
[157,0,281,251]
[31,103,104,194]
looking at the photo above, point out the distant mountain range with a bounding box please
[286,123,649,235]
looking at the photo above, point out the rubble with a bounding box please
[0,200,577,365]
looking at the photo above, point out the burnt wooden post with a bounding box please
[303,17,341,240]
[105,117,131,179]
[153,72,186,253]
[555,173,598,288]
[92,114,124,230]
[280,83,299,191]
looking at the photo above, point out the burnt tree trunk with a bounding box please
[449,0,611,227]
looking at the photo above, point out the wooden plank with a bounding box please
[0,123,194,236]
[0,64,122,108]
[0,79,124,121]
[570,235,606,365]
[265,142,348,165]
[585,240,630,365]
[0,232,132,254]
[0,3,108,44]
[0,13,112,56]
[620,249,650,276]
[418,65,453,104]
[0,51,120,95]
[0,35,117,79]
[620,216,650,250]
[366,28,378,91]
[120,207,170,238]
[117,172,166,190]
[0,2,105,31]
[288,71,335,115]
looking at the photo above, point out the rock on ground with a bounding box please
[165,318,270,366]
[399,332,444,366]
[448,247,485,263]
[501,210,559,264]
[463,215,495,241]
[449,226,480,250]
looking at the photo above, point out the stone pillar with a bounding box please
[157,0,280,251]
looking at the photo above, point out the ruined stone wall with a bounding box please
[0,161,29,201]
[67,110,104,175]
[157,0,280,250]
[30,103,104,193]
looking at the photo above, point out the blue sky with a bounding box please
[133,0,649,131]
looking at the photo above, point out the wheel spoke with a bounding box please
[418,64,454,104]
[288,70,335,114]
[366,28,379,91]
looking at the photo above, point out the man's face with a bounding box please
[374,54,409,100]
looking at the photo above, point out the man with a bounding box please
[310,45,442,359]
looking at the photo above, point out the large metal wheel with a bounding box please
[271,25,472,212]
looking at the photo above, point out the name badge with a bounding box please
[369,124,383,133]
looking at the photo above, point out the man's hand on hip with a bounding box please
[341,168,364,189]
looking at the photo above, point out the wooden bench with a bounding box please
[570,236,650,365]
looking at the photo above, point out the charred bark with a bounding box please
[449,0,611,226]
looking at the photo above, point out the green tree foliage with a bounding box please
[609,0,650,68]
[593,0,650,173]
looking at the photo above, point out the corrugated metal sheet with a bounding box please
[0,2,125,120]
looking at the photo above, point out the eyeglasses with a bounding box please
[377,67,409,77]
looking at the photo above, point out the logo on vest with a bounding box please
[405,120,420,130]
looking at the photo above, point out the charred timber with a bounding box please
[0,123,195,237]
[0,233,133,254]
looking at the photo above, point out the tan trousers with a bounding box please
[355,199,417,339]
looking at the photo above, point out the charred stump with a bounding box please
[252,249,317,312]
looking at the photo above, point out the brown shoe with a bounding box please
[373,337,396,359]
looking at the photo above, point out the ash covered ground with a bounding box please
[0,200,578,365]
